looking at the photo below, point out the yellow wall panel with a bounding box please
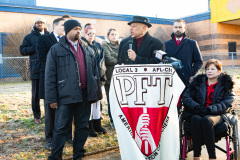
[211,0,240,23]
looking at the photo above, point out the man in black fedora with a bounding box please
[118,15,165,64]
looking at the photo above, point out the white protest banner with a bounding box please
[109,64,185,160]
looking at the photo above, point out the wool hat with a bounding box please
[128,16,152,28]
[35,16,46,24]
[64,19,82,35]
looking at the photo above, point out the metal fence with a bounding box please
[0,52,239,84]
[0,57,30,84]
[201,52,240,69]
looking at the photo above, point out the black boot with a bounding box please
[88,120,98,137]
[93,119,107,134]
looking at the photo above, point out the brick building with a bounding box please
[0,0,239,65]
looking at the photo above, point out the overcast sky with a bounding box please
[37,0,209,19]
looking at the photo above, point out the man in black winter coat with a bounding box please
[37,17,73,151]
[20,16,49,124]
[164,19,203,87]
[46,19,102,160]
[118,16,165,64]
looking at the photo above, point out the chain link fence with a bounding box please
[0,57,30,84]
[0,52,239,84]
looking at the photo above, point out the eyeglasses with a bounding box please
[87,32,95,36]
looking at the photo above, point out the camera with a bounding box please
[154,50,183,70]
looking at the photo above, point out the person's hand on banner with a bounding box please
[140,127,152,141]
[140,127,157,151]
[136,113,150,137]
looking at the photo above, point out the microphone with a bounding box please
[154,50,183,70]
[154,50,167,60]
[128,40,133,50]
[127,40,133,64]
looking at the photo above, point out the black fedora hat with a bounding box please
[128,16,152,28]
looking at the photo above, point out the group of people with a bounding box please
[20,14,120,160]
[20,14,234,160]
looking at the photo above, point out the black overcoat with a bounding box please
[81,37,106,82]
[165,33,203,86]
[182,74,235,120]
[117,32,165,64]
[37,32,58,99]
[20,28,49,80]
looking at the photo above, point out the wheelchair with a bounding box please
[179,107,240,160]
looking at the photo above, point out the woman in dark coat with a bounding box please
[102,28,120,129]
[182,59,234,160]
[81,23,107,137]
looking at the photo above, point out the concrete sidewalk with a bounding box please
[84,121,240,160]
[83,139,230,160]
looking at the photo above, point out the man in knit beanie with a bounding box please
[20,16,49,125]
[45,19,102,160]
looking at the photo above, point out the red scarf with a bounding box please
[136,36,144,51]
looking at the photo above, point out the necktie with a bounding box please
[57,36,61,41]
[75,44,78,51]
[176,40,181,46]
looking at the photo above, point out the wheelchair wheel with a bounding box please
[233,122,240,160]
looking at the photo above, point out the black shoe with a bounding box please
[75,157,82,160]
[93,119,107,134]
[45,142,51,151]
[80,147,86,154]
[88,120,98,137]
[80,147,86,157]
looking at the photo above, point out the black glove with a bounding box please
[193,106,206,117]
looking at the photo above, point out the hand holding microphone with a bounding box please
[128,40,136,61]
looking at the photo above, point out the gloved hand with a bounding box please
[193,106,207,117]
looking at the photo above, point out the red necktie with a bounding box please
[176,40,181,46]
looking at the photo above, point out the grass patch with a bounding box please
[0,82,118,159]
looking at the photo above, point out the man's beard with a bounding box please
[174,31,184,38]
[34,26,44,32]
[74,34,80,41]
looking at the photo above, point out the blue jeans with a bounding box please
[48,90,91,160]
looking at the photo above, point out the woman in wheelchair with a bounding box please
[182,59,234,160]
